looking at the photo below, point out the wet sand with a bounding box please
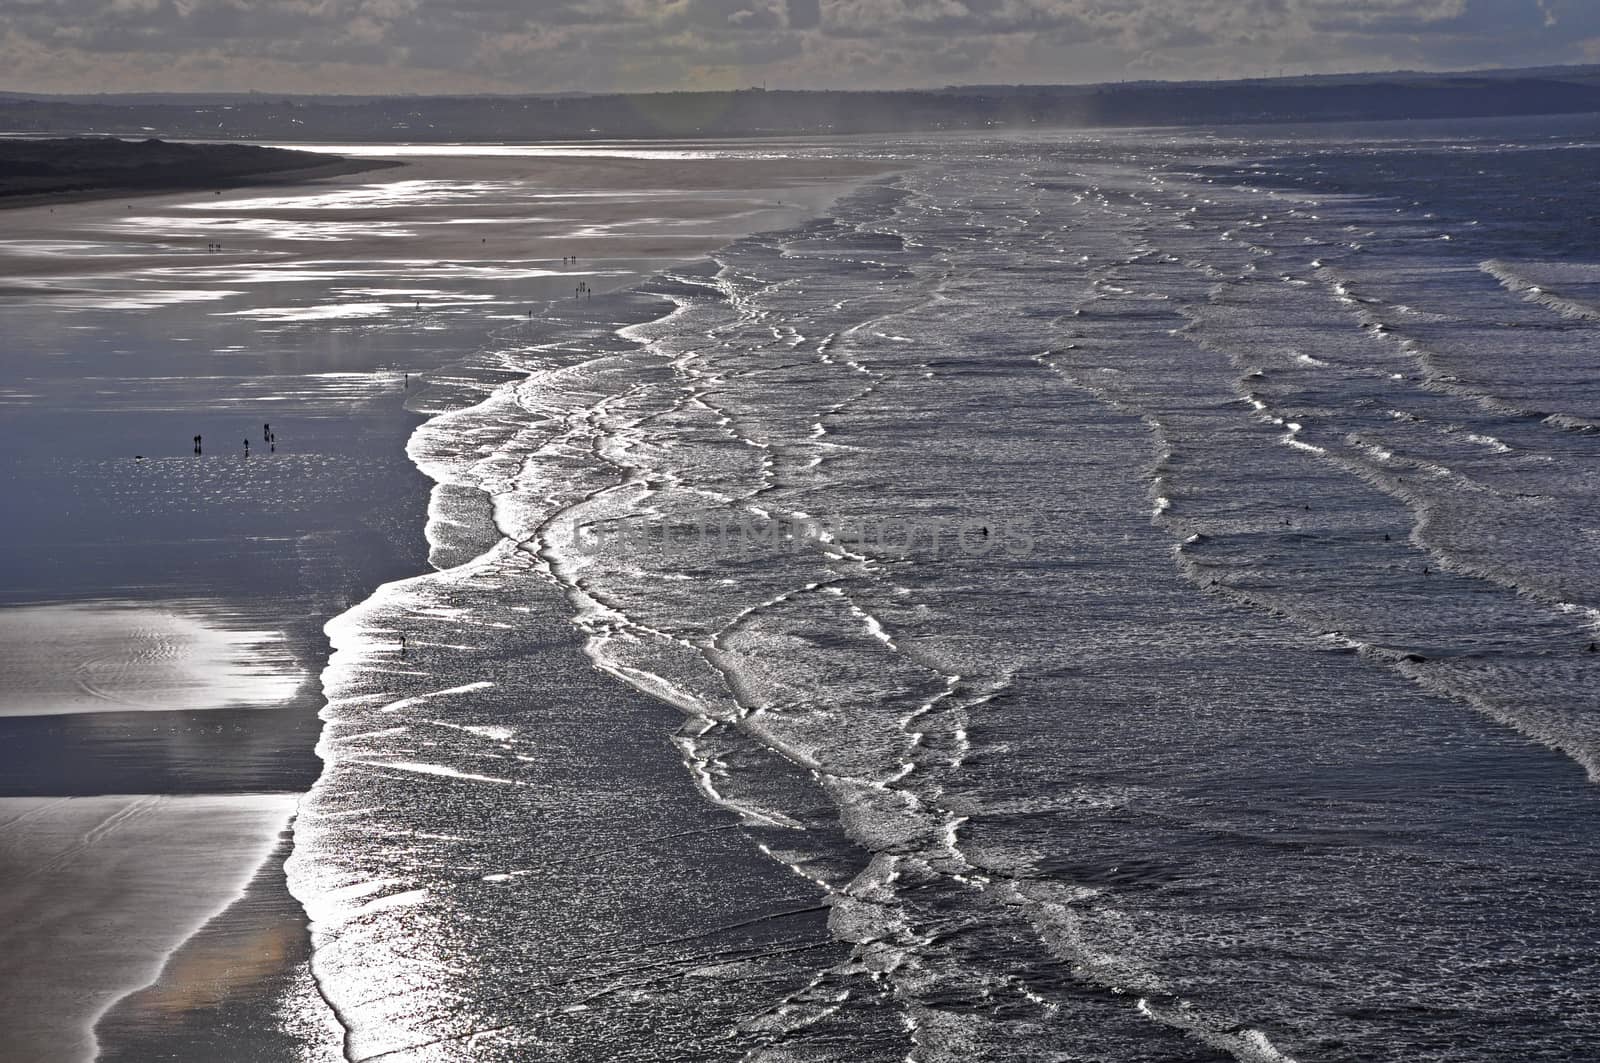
[96,830,344,1063]
[0,145,894,1061]
[0,602,302,717]
[0,151,887,291]
[0,794,301,1063]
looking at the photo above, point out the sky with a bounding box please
[2,0,1598,96]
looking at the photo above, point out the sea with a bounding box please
[12,115,1600,1062]
[283,115,1600,1062]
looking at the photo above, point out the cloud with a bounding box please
[787,0,821,29]
[0,0,1592,94]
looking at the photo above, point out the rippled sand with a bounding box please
[0,602,300,717]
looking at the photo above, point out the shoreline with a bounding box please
[95,826,343,1063]
[281,187,892,1060]
[0,147,904,1061]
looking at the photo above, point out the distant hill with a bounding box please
[0,137,392,203]
[3,65,1600,142]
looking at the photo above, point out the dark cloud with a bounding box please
[787,0,821,29]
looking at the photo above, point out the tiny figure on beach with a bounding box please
[1423,566,1430,576]
[263,423,270,442]
[1588,642,1597,653]
[243,438,250,457]
[404,373,410,388]
[193,434,202,454]
[399,633,408,656]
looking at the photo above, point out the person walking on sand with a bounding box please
[399,633,408,656]
[243,438,250,457]
[263,423,270,442]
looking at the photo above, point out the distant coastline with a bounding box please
[0,137,399,208]
[2,63,1599,143]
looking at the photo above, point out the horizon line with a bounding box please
[4,59,1600,102]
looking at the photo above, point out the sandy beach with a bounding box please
[0,794,301,1062]
[0,143,893,1062]
[0,138,398,212]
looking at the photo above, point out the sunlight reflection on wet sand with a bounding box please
[0,793,299,1063]
[0,602,302,717]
